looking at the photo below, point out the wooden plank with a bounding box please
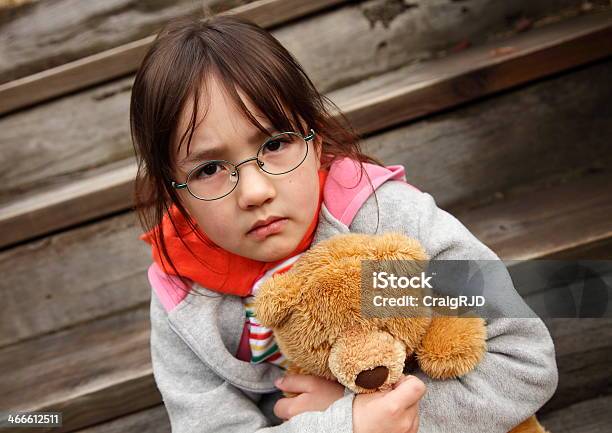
[333,9,612,135]
[0,161,136,246]
[539,393,612,433]
[456,170,612,260]
[0,211,150,348]
[1,1,602,116]
[539,319,612,415]
[2,12,611,248]
[0,0,232,84]
[2,59,612,347]
[75,405,169,433]
[0,0,347,115]
[70,389,612,433]
[0,306,158,433]
[360,58,612,210]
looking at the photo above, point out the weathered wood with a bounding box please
[456,170,612,260]
[2,0,602,114]
[72,392,612,433]
[0,211,150,348]
[2,59,611,347]
[539,318,612,415]
[75,405,169,433]
[0,0,348,115]
[0,0,254,84]
[359,57,612,210]
[1,297,607,432]
[539,393,612,433]
[329,8,612,135]
[0,160,136,247]
[0,306,157,433]
[2,12,611,248]
[0,75,135,206]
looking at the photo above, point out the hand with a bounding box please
[353,375,426,433]
[273,374,345,420]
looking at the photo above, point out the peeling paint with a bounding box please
[362,0,419,29]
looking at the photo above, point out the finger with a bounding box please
[273,393,309,421]
[385,375,426,410]
[275,374,318,394]
[273,397,294,420]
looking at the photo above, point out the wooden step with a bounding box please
[539,394,612,433]
[539,318,612,415]
[0,307,156,433]
[3,0,605,115]
[1,166,611,432]
[456,170,612,260]
[2,10,611,249]
[67,393,612,433]
[359,57,612,211]
[74,405,169,433]
[68,393,612,433]
[0,0,347,115]
[0,210,150,348]
[5,5,610,213]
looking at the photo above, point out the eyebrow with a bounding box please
[179,127,276,167]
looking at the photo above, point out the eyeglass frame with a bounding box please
[171,128,316,201]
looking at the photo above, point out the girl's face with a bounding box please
[172,75,323,262]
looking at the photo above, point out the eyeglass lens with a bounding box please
[186,132,308,200]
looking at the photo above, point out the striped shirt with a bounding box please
[243,253,304,368]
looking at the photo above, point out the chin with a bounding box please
[256,237,296,262]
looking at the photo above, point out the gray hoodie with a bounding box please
[148,180,558,433]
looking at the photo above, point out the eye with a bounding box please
[262,137,290,154]
[193,162,225,180]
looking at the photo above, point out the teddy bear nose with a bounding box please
[355,366,389,389]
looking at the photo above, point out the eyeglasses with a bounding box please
[171,128,315,201]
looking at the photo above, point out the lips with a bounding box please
[247,217,288,241]
[248,216,285,233]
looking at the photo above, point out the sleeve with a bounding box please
[350,180,559,433]
[148,290,355,433]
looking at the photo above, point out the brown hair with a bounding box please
[130,13,383,296]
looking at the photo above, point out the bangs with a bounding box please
[173,48,307,167]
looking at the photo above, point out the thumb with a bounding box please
[392,374,412,389]
[385,375,426,408]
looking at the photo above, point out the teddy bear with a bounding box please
[253,232,548,433]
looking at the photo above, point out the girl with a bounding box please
[130,14,558,433]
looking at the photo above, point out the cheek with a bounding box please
[184,202,235,241]
[285,165,320,209]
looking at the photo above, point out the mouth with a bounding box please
[247,217,288,240]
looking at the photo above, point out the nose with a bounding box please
[235,161,276,208]
[355,366,389,389]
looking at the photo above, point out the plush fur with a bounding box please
[254,232,547,433]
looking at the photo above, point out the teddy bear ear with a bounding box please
[253,272,301,328]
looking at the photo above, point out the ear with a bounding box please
[253,272,302,328]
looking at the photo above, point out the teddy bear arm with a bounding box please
[416,316,487,379]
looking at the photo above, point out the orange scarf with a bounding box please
[140,169,328,297]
